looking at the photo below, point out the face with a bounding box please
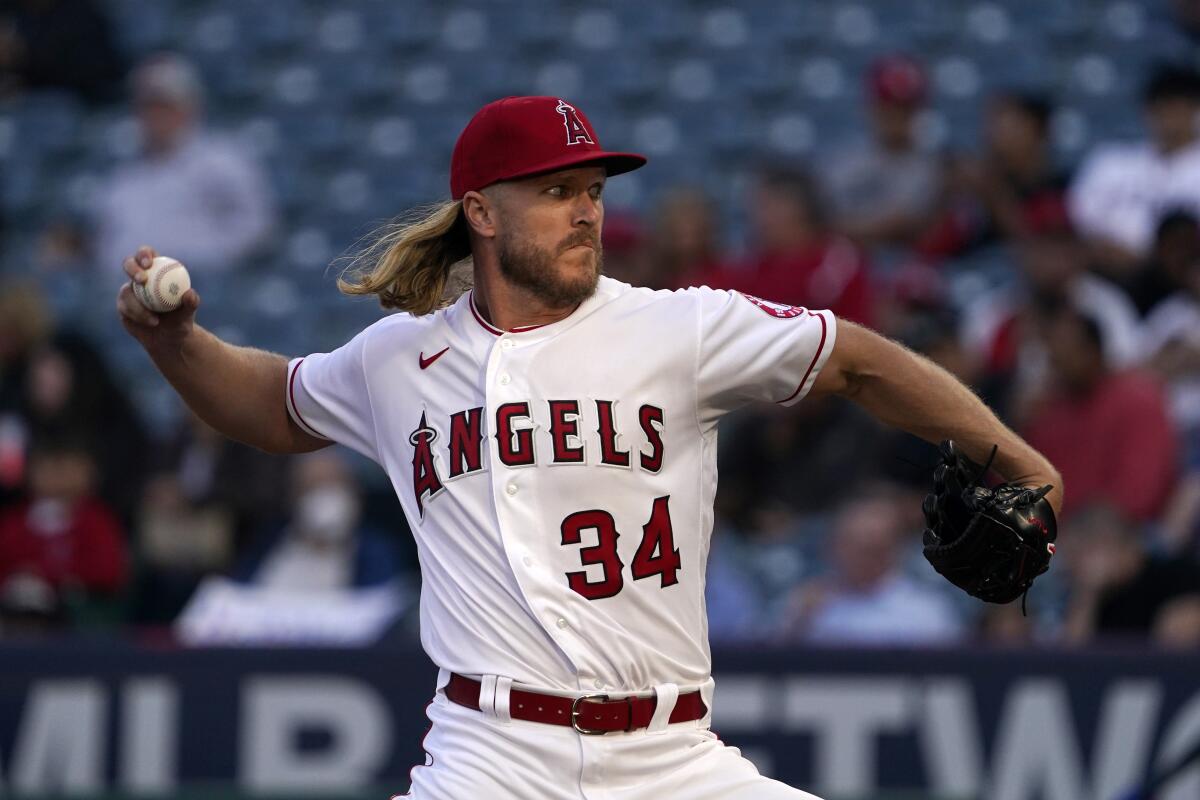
[29,451,95,502]
[657,192,715,261]
[1019,235,1083,294]
[136,97,194,153]
[1146,97,1199,151]
[752,183,816,250]
[479,167,606,308]
[291,453,361,542]
[987,100,1042,164]
[832,498,901,591]
[871,101,918,148]
[1044,314,1105,392]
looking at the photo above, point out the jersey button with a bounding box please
[506,483,518,496]
[501,339,515,350]
[556,618,569,630]
[499,373,511,385]
[593,679,605,690]
[522,556,533,566]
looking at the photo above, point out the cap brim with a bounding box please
[498,151,648,185]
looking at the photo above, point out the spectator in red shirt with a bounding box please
[651,188,728,290]
[698,166,876,326]
[1023,305,1178,522]
[0,437,127,605]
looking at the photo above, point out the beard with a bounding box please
[497,229,603,308]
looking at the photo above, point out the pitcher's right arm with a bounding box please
[117,245,327,455]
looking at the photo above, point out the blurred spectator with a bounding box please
[704,530,768,643]
[716,400,886,524]
[92,53,276,275]
[597,212,651,287]
[697,166,876,325]
[1126,211,1200,319]
[127,411,289,624]
[962,214,1142,420]
[651,188,727,289]
[1143,220,1200,434]
[0,437,128,620]
[922,92,1068,258]
[174,450,408,646]
[0,281,52,507]
[1062,505,1200,646]
[0,0,126,104]
[150,411,289,548]
[19,332,150,520]
[1141,226,1200,553]
[0,572,63,636]
[1068,64,1200,277]
[127,470,236,626]
[779,492,964,645]
[34,217,91,273]
[1023,306,1177,523]
[1171,0,1200,44]
[822,54,940,250]
[232,450,401,590]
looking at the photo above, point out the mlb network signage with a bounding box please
[0,642,1196,800]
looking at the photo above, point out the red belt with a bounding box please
[445,673,707,735]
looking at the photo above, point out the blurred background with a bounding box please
[1,0,1199,798]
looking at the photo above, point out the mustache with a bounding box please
[559,232,601,252]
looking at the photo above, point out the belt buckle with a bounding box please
[570,693,610,735]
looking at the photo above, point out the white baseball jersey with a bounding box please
[286,276,835,694]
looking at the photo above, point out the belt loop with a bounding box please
[493,676,514,724]
[478,675,499,718]
[646,683,679,734]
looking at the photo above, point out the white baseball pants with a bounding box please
[396,670,822,800]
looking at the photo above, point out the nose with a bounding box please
[572,193,602,228]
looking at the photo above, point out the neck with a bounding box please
[471,260,584,331]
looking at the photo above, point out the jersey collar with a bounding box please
[465,277,624,342]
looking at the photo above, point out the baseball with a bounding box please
[133,256,191,313]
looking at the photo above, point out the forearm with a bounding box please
[838,325,1063,511]
[145,325,314,454]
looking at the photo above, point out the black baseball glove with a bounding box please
[921,441,1057,606]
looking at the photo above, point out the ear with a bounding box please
[462,190,499,239]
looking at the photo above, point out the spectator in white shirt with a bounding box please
[93,53,275,274]
[779,491,964,646]
[1068,64,1200,278]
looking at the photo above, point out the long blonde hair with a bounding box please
[338,200,473,314]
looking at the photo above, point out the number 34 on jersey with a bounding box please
[408,398,680,602]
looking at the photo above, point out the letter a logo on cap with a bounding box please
[556,99,594,146]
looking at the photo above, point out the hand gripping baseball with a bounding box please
[116,245,201,348]
[921,441,1058,606]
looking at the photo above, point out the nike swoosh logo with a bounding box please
[419,346,451,370]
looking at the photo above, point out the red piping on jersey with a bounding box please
[777,311,828,405]
[288,359,325,439]
[469,291,549,335]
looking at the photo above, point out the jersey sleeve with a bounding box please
[285,329,379,462]
[694,288,837,421]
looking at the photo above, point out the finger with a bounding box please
[135,245,157,268]
[160,288,200,317]
[117,283,159,326]
[123,256,149,283]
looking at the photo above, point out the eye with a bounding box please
[589,183,605,200]
[545,185,566,197]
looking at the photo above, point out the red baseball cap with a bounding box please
[868,55,927,106]
[450,96,647,200]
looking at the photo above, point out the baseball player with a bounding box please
[117,96,1063,799]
